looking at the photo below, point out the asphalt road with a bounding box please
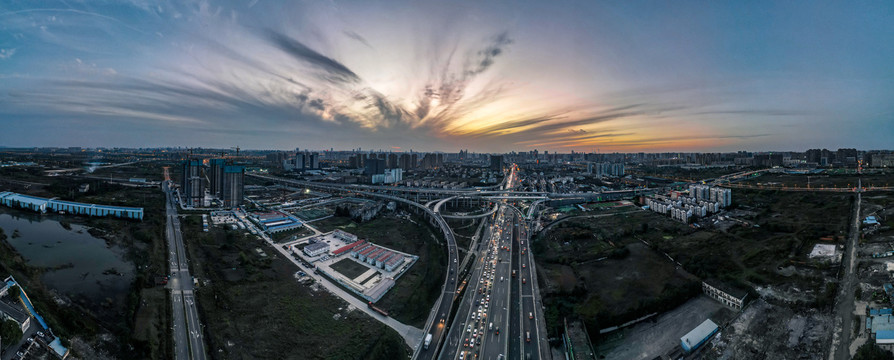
[410,210,459,360]
[164,181,207,360]
[441,208,511,360]
[830,179,862,360]
[515,212,544,360]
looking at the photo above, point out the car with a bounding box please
[26,337,33,343]
[526,331,531,342]
[523,278,527,284]
[467,325,472,332]
[495,327,500,335]
[37,331,44,337]
[522,263,526,268]
[529,312,533,319]
[459,352,465,360]
[464,338,469,347]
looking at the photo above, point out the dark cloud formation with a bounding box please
[466,32,512,77]
[264,29,361,83]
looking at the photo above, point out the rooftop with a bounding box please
[681,319,719,349]
[305,242,329,252]
[0,299,31,324]
[704,278,749,300]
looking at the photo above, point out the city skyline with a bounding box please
[1,1,892,152]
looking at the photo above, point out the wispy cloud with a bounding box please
[0,1,890,151]
[343,30,372,49]
[0,48,15,59]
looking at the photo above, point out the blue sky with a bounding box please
[0,0,892,152]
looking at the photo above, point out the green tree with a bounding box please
[0,319,22,345]
[854,342,894,360]
[5,285,19,302]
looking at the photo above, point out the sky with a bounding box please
[0,0,892,152]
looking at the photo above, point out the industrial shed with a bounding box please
[681,319,719,352]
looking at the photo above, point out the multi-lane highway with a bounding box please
[440,207,509,360]
[163,181,207,360]
[435,165,549,360]
[511,208,546,360]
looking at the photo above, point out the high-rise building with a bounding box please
[306,152,320,169]
[364,158,386,175]
[387,153,398,168]
[490,155,503,172]
[209,158,226,196]
[372,168,403,184]
[180,159,204,207]
[398,153,412,170]
[421,153,442,169]
[221,165,244,208]
[590,162,624,177]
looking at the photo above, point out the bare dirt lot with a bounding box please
[702,299,831,360]
[597,295,733,360]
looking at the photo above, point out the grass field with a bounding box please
[535,209,700,338]
[292,208,332,221]
[183,225,409,360]
[324,213,446,328]
[536,189,854,343]
[739,172,894,189]
[630,165,743,182]
[649,190,852,307]
[271,226,315,243]
[446,218,480,250]
[312,216,355,232]
[331,258,372,279]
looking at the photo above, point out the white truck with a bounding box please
[424,333,433,350]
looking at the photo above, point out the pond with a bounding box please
[0,208,135,303]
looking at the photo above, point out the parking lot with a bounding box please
[1,327,49,360]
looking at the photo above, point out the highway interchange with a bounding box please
[165,164,553,360]
[251,165,552,359]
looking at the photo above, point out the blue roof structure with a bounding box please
[0,191,143,219]
[49,338,69,358]
[681,319,719,352]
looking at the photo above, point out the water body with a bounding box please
[0,208,134,302]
